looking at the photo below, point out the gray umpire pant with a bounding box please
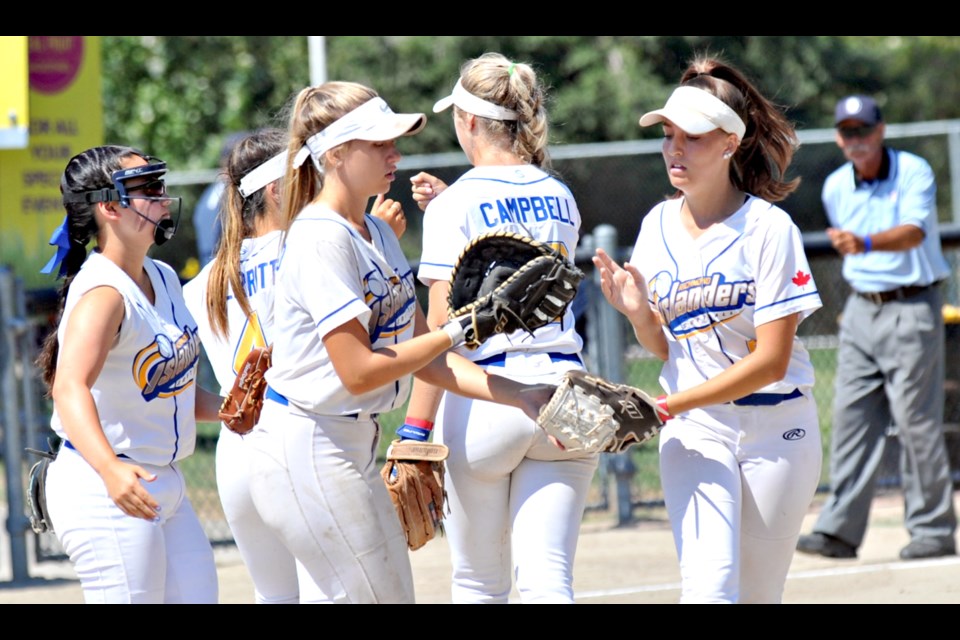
[813,286,957,548]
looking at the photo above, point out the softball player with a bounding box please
[245,82,553,604]
[183,128,311,604]
[38,145,220,604]
[593,56,823,603]
[408,53,598,604]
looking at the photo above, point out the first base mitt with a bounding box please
[380,439,449,551]
[218,345,272,435]
[447,231,585,350]
[537,370,665,454]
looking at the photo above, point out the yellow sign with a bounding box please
[0,37,29,149]
[0,36,103,289]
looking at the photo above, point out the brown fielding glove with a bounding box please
[218,345,272,435]
[380,439,449,551]
[536,370,665,454]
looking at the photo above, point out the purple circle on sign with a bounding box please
[29,36,85,94]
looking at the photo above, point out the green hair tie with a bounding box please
[508,62,517,76]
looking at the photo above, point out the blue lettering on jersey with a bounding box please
[242,258,280,297]
[478,196,575,229]
[652,272,756,339]
[133,325,200,401]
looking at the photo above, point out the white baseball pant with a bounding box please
[658,393,822,603]
[45,445,218,604]
[248,399,414,604]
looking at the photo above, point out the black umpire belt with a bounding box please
[854,280,940,305]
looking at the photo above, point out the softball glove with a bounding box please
[447,231,584,350]
[537,370,666,454]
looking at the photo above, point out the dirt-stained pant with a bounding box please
[248,400,414,604]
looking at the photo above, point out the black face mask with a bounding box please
[129,205,177,246]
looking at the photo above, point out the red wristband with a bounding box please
[404,417,434,431]
[655,395,672,421]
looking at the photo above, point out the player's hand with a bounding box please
[592,248,652,320]
[371,193,406,239]
[100,459,161,521]
[512,382,557,422]
[410,172,447,211]
[826,227,865,256]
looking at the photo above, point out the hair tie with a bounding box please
[508,62,517,77]
[40,215,72,278]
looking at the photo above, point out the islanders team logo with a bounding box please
[651,270,756,339]
[364,267,417,343]
[132,326,201,401]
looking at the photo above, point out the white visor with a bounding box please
[639,86,746,140]
[293,97,426,170]
[432,79,519,121]
[238,150,288,198]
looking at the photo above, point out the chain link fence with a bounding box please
[3,121,960,578]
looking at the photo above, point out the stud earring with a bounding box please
[723,152,732,160]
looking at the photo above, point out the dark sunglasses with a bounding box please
[125,179,167,198]
[838,124,877,140]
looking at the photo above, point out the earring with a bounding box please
[723,152,732,160]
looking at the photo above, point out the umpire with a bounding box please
[797,95,957,560]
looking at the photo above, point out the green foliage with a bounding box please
[103,36,308,167]
[102,36,960,172]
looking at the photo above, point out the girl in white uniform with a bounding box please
[593,55,823,603]
[183,128,308,604]
[37,145,222,604]
[246,81,554,604]
[408,53,597,604]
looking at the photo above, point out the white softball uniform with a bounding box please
[248,206,417,603]
[183,230,307,605]
[45,252,217,604]
[419,164,597,604]
[630,195,823,603]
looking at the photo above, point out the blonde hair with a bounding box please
[458,52,551,168]
[206,128,286,339]
[279,82,379,231]
[678,54,800,202]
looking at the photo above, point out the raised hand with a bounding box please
[409,172,447,212]
[371,193,407,239]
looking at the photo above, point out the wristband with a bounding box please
[441,319,465,348]
[655,395,672,422]
[863,235,872,253]
[396,417,434,442]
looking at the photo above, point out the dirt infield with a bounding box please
[3,490,960,604]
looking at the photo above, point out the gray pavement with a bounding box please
[3,491,960,603]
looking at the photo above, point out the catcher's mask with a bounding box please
[61,159,182,246]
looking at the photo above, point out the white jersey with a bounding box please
[418,164,583,359]
[50,252,201,466]
[266,205,417,415]
[183,231,281,396]
[630,195,822,395]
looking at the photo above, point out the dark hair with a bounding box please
[206,128,287,339]
[36,144,149,390]
[679,54,800,202]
